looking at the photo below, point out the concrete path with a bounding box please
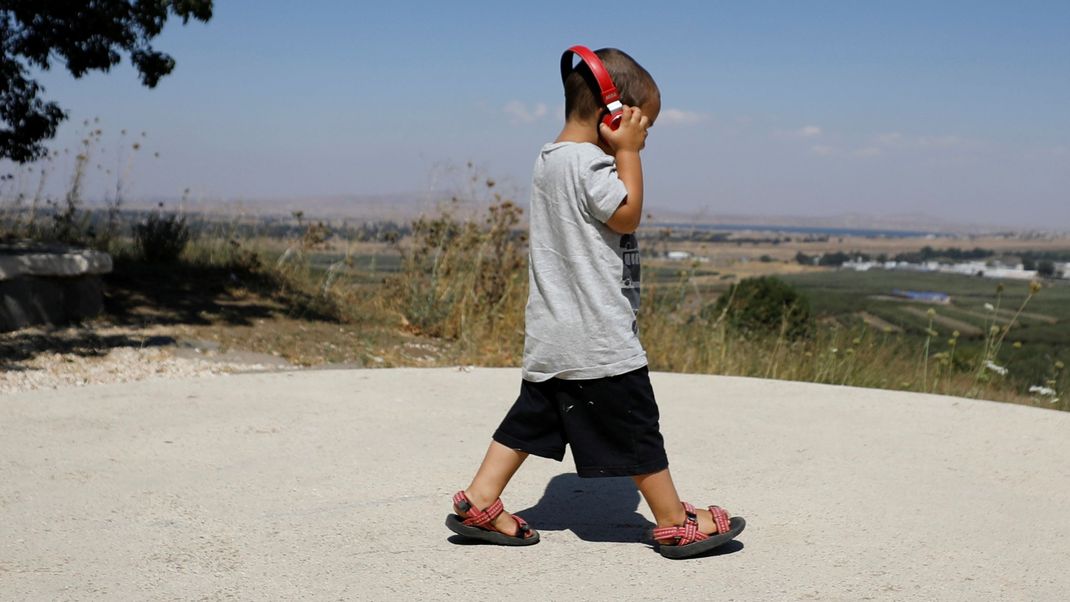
[2,368,1068,600]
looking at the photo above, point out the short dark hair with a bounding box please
[563,48,659,121]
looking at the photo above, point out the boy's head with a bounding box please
[563,48,660,125]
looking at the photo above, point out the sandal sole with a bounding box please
[658,516,746,559]
[445,514,541,546]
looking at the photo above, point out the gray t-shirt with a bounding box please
[522,141,647,381]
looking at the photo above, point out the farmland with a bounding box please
[780,269,1070,388]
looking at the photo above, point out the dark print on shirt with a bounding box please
[620,234,641,330]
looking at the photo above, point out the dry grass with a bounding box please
[344,204,1063,410]
[4,187,1064,410]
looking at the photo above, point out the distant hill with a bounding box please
[82,194,1061,235]
[639,208,1009,235]
[87,192,452,223]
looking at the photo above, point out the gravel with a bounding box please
[1,324,282,395]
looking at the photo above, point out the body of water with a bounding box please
[655,222,940,238]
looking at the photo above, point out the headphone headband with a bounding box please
[560,45,624,129]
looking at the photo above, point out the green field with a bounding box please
[782,269,1069,388]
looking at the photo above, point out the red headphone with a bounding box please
[560,45,624,131]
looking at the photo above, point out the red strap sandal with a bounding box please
[652,501,745,559]
[445,490,540,546]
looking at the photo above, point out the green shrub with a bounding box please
[1037,260,1055,278]
[708,276,813,340]
[133,210,191,263]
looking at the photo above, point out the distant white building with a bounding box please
[942,261,987,276]
[840,259,1039,280]
[666,251,691,261]
[978,265,1037,280]
[842,260,875,271]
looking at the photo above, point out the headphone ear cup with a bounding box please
[603,112,621,131]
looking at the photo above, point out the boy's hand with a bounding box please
[600,105,648,234]
[598,105,650,154]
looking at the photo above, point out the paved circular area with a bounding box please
[2,368,1068,600]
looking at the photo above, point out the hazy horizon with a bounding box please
[2,1,1067,230]
[69,190,1065,235]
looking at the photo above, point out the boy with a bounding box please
[446,47,744,559]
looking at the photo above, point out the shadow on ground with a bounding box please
[1,255,345,366]
[0,331,177,370]
[447,474,654,545]
[511,474,654,543]
[448,473,746,557]
[103,256,339,328]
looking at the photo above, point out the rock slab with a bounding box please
[0,240,112,331]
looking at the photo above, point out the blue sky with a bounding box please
[11,1,1070,228]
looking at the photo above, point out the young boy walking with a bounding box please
[446,46,744,559]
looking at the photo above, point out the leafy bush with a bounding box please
[819,251,851,266]
[708,276,813,340]
[1037,260,1055,278]
[133,210,190,263]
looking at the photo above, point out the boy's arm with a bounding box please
[605,150,643,234]
[599,106,649,234]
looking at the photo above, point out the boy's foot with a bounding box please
[445,490,540,546]
[453,490,526,536]
[653,502,745,559]
[653,505,731,545]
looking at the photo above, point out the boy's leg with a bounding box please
[632,468,726,542]
[459,440,529,534]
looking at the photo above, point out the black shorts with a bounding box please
[492,366,669,478]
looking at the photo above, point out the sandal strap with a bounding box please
[709,505,731,535]
[513,515,532,536]
[651,501,709,546]
[452,491,504,527]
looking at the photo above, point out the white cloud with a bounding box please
[916,135,962,148]
[876,132,965,149]
[503,101,548,124]
[793,129,973,160]
[809,145,881,158]
[658,108,709,125]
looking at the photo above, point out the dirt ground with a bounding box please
[0,255,444,394]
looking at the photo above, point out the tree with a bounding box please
[0,1,212,162]
[1037,260,1055,278]
[707,276,814,340]
[818,251,850,267]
